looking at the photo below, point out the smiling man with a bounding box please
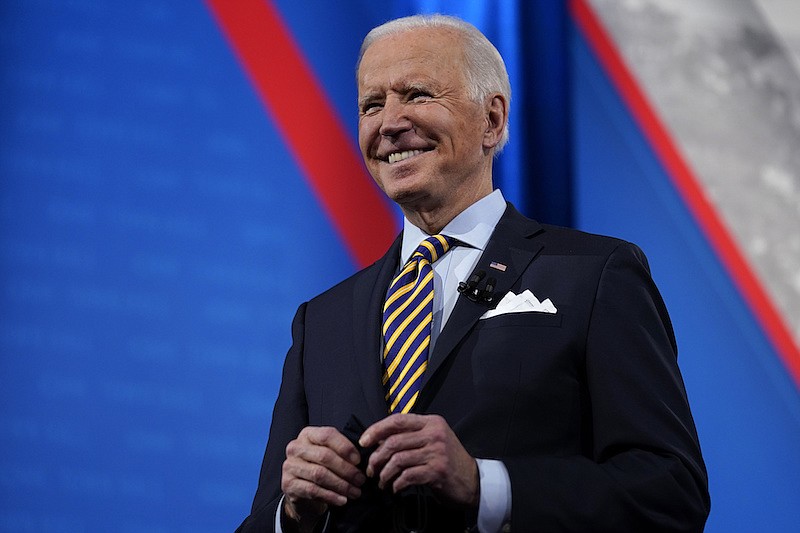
[237,14,709,533]
[356,24,504,234]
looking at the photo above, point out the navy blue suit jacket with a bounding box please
[237,204,710,532]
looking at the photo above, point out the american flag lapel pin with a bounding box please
[489,261,507,272]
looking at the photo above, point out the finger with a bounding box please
[283,456,363,500]
[366,429,427,478]
[375,447,427,490]
[391,464,434,494]
[376,431,447,489]
[301,426,361,465]
[287,438,365,486]
[360,413,425,448]
[283,476,355,507]
[392,442,479,506]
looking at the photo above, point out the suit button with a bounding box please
[502,523,511,532]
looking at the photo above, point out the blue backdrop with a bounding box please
[1,1,798,531]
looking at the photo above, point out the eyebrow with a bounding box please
[358,79,438,105]
[403,81,436,93]
[357,93,382,110]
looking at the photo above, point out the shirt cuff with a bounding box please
[475,458,512,533]
[275,494,285,533]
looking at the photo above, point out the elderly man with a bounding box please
[237,14,709,533]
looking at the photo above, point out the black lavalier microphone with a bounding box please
[482,277,497,304]
[458,269,496,304]
[458,270,485,301]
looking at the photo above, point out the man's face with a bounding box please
[357,28,492,214]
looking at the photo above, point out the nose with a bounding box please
[379,97,412,137]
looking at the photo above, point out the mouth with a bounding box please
[386,149,429,164]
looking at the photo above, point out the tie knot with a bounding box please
[411,234,456,265]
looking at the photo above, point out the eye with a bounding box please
[409,90,432,103]
[361,101,383,115]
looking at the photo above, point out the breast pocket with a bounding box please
[469,310,573,397]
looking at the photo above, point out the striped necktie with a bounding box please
[382,234,456,413]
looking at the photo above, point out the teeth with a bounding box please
[388,150,423,164]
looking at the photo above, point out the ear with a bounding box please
[482,94,508,150]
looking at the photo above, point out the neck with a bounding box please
[403,206,459,234]
[402,183,493,235]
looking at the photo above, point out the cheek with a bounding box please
[356,129,369,157]
[453,124,487,157]
[358,117,380,149]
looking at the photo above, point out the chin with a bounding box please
[378,167,425,190]
[386,184,431,208]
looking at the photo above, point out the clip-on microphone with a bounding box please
[457,269,496,304]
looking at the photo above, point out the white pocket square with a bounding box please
[480,290,557,319]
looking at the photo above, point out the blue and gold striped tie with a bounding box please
[382,234,456,413]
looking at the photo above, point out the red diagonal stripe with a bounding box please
[569,0,800,387]
[206,0,398,268]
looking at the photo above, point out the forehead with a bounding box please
[357,28,468,92]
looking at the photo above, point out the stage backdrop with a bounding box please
[1,0,798,531]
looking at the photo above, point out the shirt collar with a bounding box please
[400,189,507,263]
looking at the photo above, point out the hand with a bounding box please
[281,426,366,531]
[359,414,479,507]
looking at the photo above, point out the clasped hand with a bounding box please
[281,414,479,528]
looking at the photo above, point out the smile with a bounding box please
[387,149,426,164]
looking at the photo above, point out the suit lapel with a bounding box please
[420,205,545,396]
[351,234,401,422]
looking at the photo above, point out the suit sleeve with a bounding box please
[236,303,310,533]
[503,242,710,532]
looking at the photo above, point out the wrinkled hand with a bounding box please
[281,426,366,531]
[359,414,479,507]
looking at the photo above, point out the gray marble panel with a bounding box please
[589,0,800,342]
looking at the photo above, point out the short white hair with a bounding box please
[357,14,511,151]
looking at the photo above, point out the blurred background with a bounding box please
[1,0,798,531]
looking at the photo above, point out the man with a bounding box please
[237,14,709,533]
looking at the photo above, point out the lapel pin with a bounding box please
[489,261,507,272]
